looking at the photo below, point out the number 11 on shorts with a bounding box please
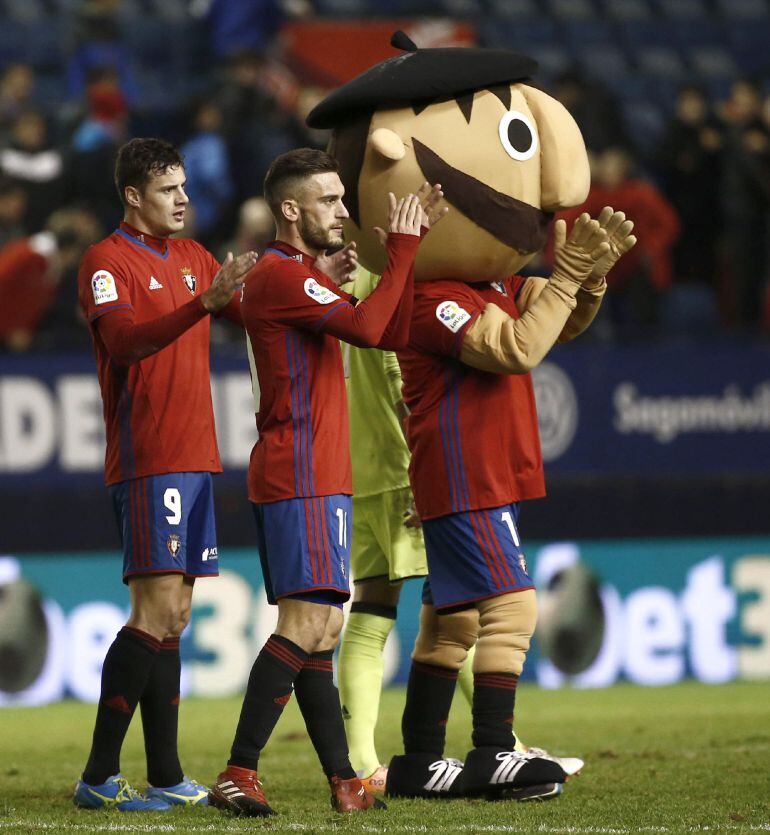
[336,507,348,548]
[501,510,520,547]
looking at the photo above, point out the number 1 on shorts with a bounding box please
[336,507,348,548]
[501,510,520,547]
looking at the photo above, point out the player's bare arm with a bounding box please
[201,250,258,313]
[459,212,610,375]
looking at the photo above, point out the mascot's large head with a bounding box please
[307,32,590,282]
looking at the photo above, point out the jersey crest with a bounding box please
[181,268,197,294]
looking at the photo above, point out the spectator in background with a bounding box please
[561,147,679,339]
[718,78,770,329]
[0,207,101,352]
[204,0,310,60]
[0,108,64,232]
[0,177,28,249]
[67,0,138,104]
[218,196,275,262]
[218,50,304,202]
[66,76,129,230]
[0,64,36,145]
[180,100,234,246]
[550,71,629,153]
[656,86,723,289]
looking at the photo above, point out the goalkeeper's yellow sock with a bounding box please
[457,643,527,751]
[337,605,396,777]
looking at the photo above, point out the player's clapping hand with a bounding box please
[373,192,424,245]
[590,206,638,280]
[201,250,258,312]
[316,241,359,287]
[416,181,448,232]
[552,213,610,287]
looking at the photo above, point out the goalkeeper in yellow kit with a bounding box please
[338,271,583,792]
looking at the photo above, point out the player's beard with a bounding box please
[298,211,343,252]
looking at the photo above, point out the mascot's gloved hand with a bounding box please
[548,213,610,308]
[590,206,637,282]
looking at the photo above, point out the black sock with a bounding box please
[294,650,355,779]
[402,661,458,756]
[472,671,518,749]
[228,635,308,770]
[82,627,161,785]
[140,636,184,788]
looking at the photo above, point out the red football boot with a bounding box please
[208,766,276,817]
[329,776,387,812]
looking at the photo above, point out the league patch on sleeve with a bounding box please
[91,270,118,305]
[304,277,340,305]
[436,300,471,333]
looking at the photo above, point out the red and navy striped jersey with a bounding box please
[244,236,421,503]
[244,241,355,502]
[77,224,222,485]
[398,276,545,521]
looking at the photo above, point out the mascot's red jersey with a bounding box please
[398,275,545,521]
[78,224,222,485]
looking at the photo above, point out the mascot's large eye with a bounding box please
[498,110,538,161]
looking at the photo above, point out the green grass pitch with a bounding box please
[0,681,768,833]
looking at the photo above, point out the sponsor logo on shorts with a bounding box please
[304,277,340,305]
[273,692,292,706]
[202,546,218,562]
[436,300,471,333]
[166,534,182,558]
[91,270,118,304]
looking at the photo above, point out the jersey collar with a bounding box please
[266,240,316,268]
[116,222,170,259]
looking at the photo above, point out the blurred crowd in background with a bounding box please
[0,0,769,354]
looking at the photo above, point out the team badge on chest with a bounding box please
[181,268,197,295]
[167,534,182,558]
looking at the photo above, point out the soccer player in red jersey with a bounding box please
[208,149,442,817]
[386,210,636,800]
[73,138,257,812]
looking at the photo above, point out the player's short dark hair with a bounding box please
[263,148,339,215]
[114,137,185,206]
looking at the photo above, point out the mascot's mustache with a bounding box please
[413,138,553,254]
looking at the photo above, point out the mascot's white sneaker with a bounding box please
[525,746,584,778]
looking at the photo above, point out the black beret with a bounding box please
[306,30,538,129]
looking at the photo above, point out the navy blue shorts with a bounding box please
[110,472,219,584]
[252,495,352,607]
[422,502,533,610]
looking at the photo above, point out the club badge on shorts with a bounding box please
[167,534,182,558]
[181,268,197,295]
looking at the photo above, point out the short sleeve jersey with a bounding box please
[77,225,222,485]
[242,241,355,504]
[397,277,545,521]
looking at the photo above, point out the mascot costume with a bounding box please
[307,32,635,802]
